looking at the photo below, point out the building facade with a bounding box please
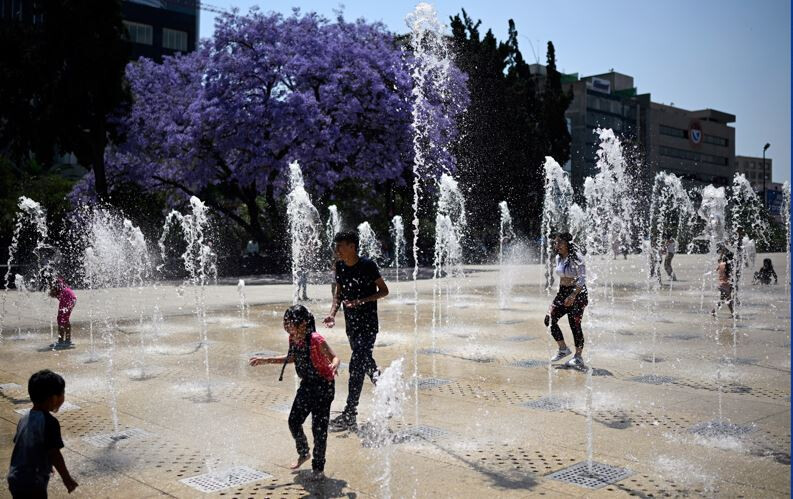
[562,70,736,195]
[645,104,735,189]
[561,71,646,194]
[736,155,772,193]
[0,0,199,62]
[122,0,199,62]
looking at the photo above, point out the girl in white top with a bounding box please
[544,232,588,369]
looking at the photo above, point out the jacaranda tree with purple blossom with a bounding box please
[82,9,467,263]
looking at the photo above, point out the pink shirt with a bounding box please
[291,332,335,382]
[58,286,76,311]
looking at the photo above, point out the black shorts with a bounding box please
[553,285,588,309]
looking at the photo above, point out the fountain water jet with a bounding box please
[237,279,250,327]
[361,358,408,499]
[160,196,216,400]
[1,197,50,341]
[432,174,466,365]
[406,1,456,428]
[82,207,151,430]
[498,201,516,310]
[286,162,321,304]
[357,221,382,262]
[390,216,406,298]
[541,157,574,293]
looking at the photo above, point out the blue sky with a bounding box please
[198,0,791,184]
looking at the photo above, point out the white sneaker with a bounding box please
[550,348,572,362]
[566,355,586,370]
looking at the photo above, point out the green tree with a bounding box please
[449,11,572,248]
[542,42,573,166]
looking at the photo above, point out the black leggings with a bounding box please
[344,329,379,417]
[289,379,334,472]
[545,286,588,349]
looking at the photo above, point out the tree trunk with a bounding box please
[91,122,109,202]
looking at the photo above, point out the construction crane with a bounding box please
[162,0,228,15]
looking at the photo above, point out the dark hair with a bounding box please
[28,369,65,404]
[763,258,773,270]
[333,230,359,250]
[283,304,316,334]
[554,232,581,268]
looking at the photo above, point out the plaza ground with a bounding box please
[0,253,790,498]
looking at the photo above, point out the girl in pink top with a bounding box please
[49,278,76,349]
[248,304,339,480]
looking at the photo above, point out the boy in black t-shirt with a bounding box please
[324,230,389,431]
[7,369,78,497]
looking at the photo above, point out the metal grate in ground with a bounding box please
[16,401,80,415]
[510,359,547,368]
[627,374,677,385]
[396,424,449,443]
[417,347,447,355]
[519,396,572,412]
[548,461,632,489]
[415,377,452,389]
[0,383,22,391]
[82,428,151,448]
[688,420,755,438]
[180,466,272,493]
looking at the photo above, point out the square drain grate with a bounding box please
[548,461,632,489]
[397,425,448,442]
[415,377,452,389]
[82,428,150,447]
[0,383,22,391]
[16,401,80,415]
[520,396,572,412]
[504,335,531,342]
[688,420,755,438]
[180,466,272,493]
[627,374,676,385]
[511,359,546,368]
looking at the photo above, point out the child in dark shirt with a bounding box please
[753,258,778,285]
[249,305,339,480]
[7,369,78,497]
[323,230,389,431]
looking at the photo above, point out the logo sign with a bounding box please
[587,77,611,94]
[689,121,703,146]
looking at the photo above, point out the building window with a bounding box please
[703,134,728,147]
[163,28,188,52]
[659,124,687,139]
[124,21,153,45]
[659,145,728,166]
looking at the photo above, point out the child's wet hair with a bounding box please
[283,304,316,334]
[28,369,65,404]
[333,230,359,250]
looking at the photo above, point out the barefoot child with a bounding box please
[7,369,78,497]
[49,278,76,349]
[249,305,339,479]
[711,248,734,317]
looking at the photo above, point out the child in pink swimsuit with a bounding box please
[49,278,76,349]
